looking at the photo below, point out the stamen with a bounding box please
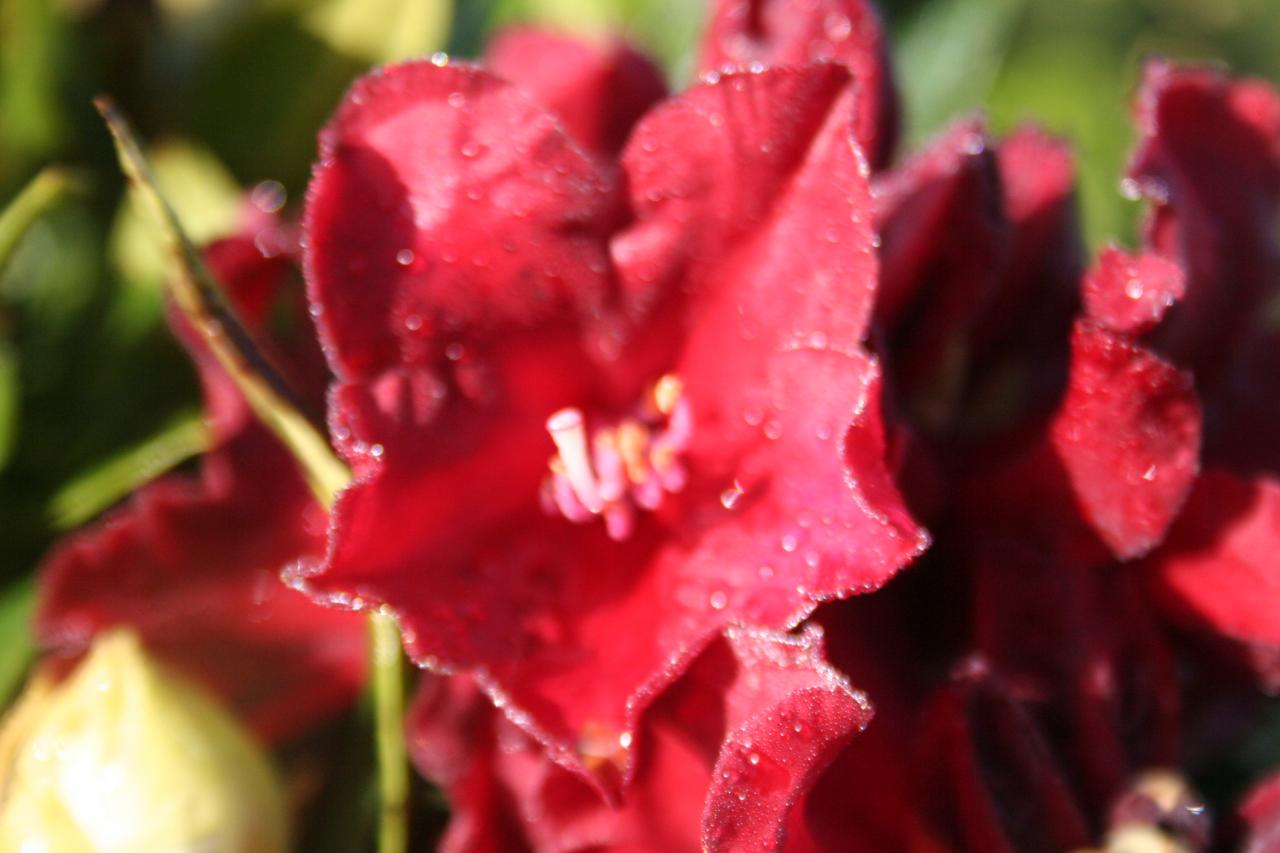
[546,408,604,513]
[542,375,694,540]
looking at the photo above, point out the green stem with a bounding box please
[96,97,409,853]
[371,609,410,853]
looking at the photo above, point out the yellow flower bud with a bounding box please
[0,630,288,853]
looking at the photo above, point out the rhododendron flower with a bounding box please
[296,0,924,787]
[36,211,366,743]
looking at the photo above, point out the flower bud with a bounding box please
[0,630,288,852]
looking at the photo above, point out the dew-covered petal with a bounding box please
[1129,61,1280,475]
[408,626,871,852]
[1143,469,1280,689]
[701,625,873,852]
[485,28,667,158]
[304,60,618,381]
[1050,321,1201,560]
[1082,247,1184,336]
[698,0,899,169]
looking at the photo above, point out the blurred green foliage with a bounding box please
[0,0,1279,840]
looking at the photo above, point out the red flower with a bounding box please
[36,212,366,743]
[295,8,924,786]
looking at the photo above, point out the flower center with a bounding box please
[540,374,692,541]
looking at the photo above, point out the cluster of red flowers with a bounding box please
[33,0,1280,849]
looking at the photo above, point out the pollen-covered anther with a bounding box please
[541,374,693,541]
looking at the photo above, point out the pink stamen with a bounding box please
[542,375,692,541]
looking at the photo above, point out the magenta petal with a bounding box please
[485,28,667,158]
[1143,469,1280,688]
[304,59,618,380]
[1051,321,1201,560]
[698,0,899,169]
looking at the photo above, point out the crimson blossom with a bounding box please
[295,0,926,795]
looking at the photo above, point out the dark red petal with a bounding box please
[1082,247,1184,336]
[485,28,667,158]
[1143,469,1280,688]
[1050,321,1200,561]
[973,540,1181,815]
[698,0,899,169]
[1129,61,1280,474]
[1239,772,1280,852]
[871,118,1009,434]
[918,660,1092,853]
[968,125,1081,425]
[37,241,366,743]
[304,59,618,381]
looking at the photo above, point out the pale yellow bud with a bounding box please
[0,630,288,853]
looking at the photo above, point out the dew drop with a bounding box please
[404,314,423,332]
[430,51,449,66]
[460,141,482,159]
[369,443,384,459]
[447,92,465,108]
[780,534,798,553]
[748,752,761,766]
[763,420,782,440]
[720,480,746,510]
[395,248,415,266]
[743,405,765,426]
[709,590,728,610]
[250,180,286,214]
[1124,278,1145,299]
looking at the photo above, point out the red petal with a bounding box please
[1082,247,1184,336]
[37,240,366,743]
[1050,321,1201,560]
[698,0,899,168]
[408,625,871,852]
[1129,61,1280,474]
[1143,469,1280,688]
[485,28,667,158]
[701,625,873,850]
[304,60,618,381]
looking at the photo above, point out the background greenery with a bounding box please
[1,0,1278,841]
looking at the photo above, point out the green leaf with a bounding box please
[0,340,17,474]
[302,0,452,63]
[0,579,35,709]
[47,410,207,530]
[894,0,1026,144]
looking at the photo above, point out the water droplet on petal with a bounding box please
[720,480,746,510]
[709,590,728,610]
[395,248,415,266]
